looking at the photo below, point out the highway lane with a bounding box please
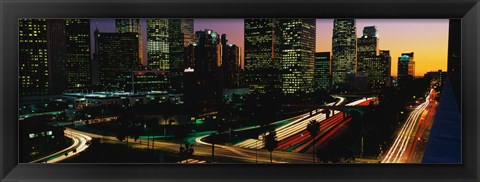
[67,128,313,163]
[29,128,92,163]
[234,96,346,149]
[382,89,436,163]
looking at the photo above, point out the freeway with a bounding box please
[277,98,375,153]
[234,96,347,149]
[29,128,92,163]
[67,128,313,163]
[382,89,437,163]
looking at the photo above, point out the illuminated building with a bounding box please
[244,19,282,94]
[147,19,169,70]
[221,34,242,88]
[279,19,316,94]
[357,26,379,73]
[122,69,170,92]
[66,19,91,90]
[19,19,67,96]
[314,52,331,91]
[332,19,357,87]
[397,52,415,88]
[168,19,195,93]
[116,19,144,65]
[95,31,139,89]
[380,50,392,87]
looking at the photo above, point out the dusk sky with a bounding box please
[90,19,449,76]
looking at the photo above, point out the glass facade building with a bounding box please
[332,19,357,87]
[397,52,415,88]
[168,19,195,93]
[116,19,144,65]
[19,19,67,96]
[244,19,282,94]
[147,19,169,70]
[314,52,331,91]
[95,32,139,89]
[66,19,91,90]
[279,19,316,94]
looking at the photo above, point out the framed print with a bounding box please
[1,0,479,181]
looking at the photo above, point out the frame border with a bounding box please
[1,0,479,181]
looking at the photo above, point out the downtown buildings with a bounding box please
[20,19,91,96]
[244,19,316,95]
[314,52,331,91]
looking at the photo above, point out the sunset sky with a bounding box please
[91,19,449,77]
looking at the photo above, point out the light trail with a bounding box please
[29,128,92,163]
[382,89,435,163]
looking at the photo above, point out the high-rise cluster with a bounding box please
[20,19,91,96]
[244,19,316,95]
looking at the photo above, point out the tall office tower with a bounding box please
[46,20,67,95]
[314,52,332,91]
[95,32,139,89]
[147,19,169,70]
[244,19,282,94]
[357,26,387,89]
[357,26,379,73]
[380,50,392,87]
[19,19,67,96]
[116,19,144,65]
[183,29,223,117]
[194,29,222,72]
[397,52,415,88]
[221,34,242,88]
[332,19,357,87]
[168,19,195,93]
[66,19,91,90]
[279,19,316,94]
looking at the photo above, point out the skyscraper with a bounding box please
[332,19,357,87]
[19,19,67,96]
[357,26,379,73]
[147,19,169,70]
[221,34,242,88]
[66,19,91,90]
[46,20,67,95]
[380,50,392,87]
[244,19,281,94]
[279,19,316,94]
[397,52,415,88]
[314,52,332,91]
[357,26,389,89]
[194,29,222,72]
[95,32,139,89]
[168,19,195,93]
[116,19,144,65]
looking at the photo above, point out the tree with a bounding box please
[306,120,320,163]
[179,142,195,163]
[146,117,158,150]
[173,125,190,160]
[263,129,278,163]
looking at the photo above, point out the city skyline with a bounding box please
[90,19,448,76]
[18,18,459,164]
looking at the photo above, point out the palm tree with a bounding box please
[263,129,278,163]
[306,120,320,163]
[173,125,190,161]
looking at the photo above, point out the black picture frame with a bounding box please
[1,0,479,181]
